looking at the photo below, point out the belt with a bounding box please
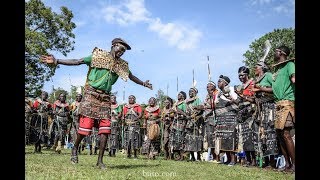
[126,121,139,125]
[86,85,110,95]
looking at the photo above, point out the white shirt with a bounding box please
[218,86,238,102]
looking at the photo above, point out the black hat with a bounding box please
[112,38,131,50]
[219,75,230,84]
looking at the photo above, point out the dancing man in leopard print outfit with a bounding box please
[41,38,153,169]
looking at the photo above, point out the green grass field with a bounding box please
[25,145,294,180]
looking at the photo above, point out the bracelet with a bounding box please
[54,59,58,65]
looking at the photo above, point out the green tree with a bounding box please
[140,104,147,121]
[155,89,167,109]
[25,0,76,94]
[48,87,69,104]
[67,85,78,103]
[243,28,295,77]
[68,85,88,104]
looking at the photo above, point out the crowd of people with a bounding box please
[25,38,295,173]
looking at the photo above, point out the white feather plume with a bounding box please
[259,39,272,62]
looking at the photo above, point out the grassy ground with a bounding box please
[25,145,294,180]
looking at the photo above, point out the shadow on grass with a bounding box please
[25,148,73,155]
[110,164,160,169]
[25,151,35,155]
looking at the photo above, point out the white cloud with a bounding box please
[273,5,289,13]
[100,0,202,50]
[102,0,150,25]
[273,0,295,15]
[148,18,202,50]
[248,0,294,16]
[250,0,274,6]
[125,0,151,22]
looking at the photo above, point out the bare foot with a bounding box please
[70,147,78,164]
[96,163,106,170]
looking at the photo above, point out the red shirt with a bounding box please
[205,89,219,109]
[123,104,142,116]
[242,80,255,97]
[53,100,69,109]
[144,106,160,120]
[33,99,52,109]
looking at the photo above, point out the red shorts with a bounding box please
[78,116,111,135]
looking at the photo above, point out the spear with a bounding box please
[192,69,197,88]
[121,85,125,149]
[52,85,56,100]
[122,85,125,104]
[69,74,72,103]
[193,69,195,88]
[176,76,179,93]
[207,56,211,81]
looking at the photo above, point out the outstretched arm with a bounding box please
[252,84,273,93]
[129,72,153,90]
[41,55,85,66]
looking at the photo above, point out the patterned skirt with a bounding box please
[107,120,120,150]
[204,116,215,149]
[78,85,111,119]
[215,112,237,152]
[123,123,141,150]
[169,118,187,151]
[253,102,279,157]
[236,117,255,152]
[141,120,161,155]
[184,120,202,152]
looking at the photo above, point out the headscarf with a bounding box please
[179,91,187,100]
[189,87,198,94]
[256,61,269,71]
[207,81,216,87]
[219,75,230,85]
